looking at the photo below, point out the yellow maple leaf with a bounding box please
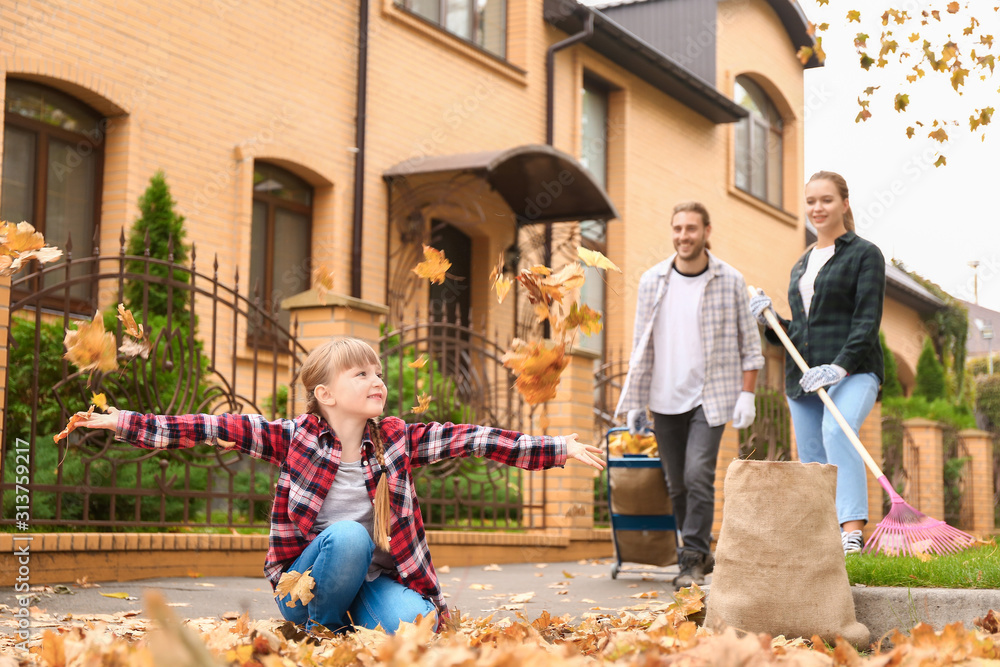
[313,265,335,304]
[411,393,433,414]
[117,303,144,339]
[488,253,514,304]
[561,302,603,337]
[53,406,95,444]
[275,568,316,608]
[411,245,451,285]
[91,392,108,412]
[64,312,118,373]
[119,336,152,360]
[0,221,63,276]
[408,354,428,369]
[577,246,621,273]
[501,338,568,405]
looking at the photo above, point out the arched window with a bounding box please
[733,75,783,207]
[2,79,105,307]
[249,162,313,338]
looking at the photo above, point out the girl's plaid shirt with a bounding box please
[115,411,567,616]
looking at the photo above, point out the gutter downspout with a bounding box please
[351,0,371,299]
[543,11,594,267]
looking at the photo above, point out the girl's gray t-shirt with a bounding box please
[312,459,396,582]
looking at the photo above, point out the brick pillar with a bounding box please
[527,348,599,538]
[712,426,741,548]
[859,401,883,540]
[958,429,996,536]
[0,277,8,448]
[282,289,388,414]
[902,418,944,520]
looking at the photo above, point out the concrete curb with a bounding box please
[852,586,1000,644]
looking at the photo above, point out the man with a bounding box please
[616,201,764,589]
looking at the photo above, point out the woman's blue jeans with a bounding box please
[786,372,880,526]
[276,521,437,633]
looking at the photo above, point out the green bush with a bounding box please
[881,395,977,430]
[880,331,903,399]
[914,337,947,401]
[975,374,1000,431]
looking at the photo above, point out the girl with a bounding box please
[78,337,605,633]
[750,171,885,555]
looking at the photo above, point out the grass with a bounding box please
[845,542,1000,589]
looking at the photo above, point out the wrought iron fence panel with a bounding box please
[941,424,972,530]
[379,310,541,531]
[1,230,307,530]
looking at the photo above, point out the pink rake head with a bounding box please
[862,476,976,556]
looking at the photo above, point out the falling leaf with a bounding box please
[314,265,335,304]
[894,93,909,112]
[947,1,960,12]
[846,10,861,22]
[54,406,95,444]
[117,303,144,339]
[119,336,152,360]
[408,354,428,369]
[411,245,451,285]
[91,392,108,412]
[577,247,621,273]
[0,221,63,276]
[560,302,603,337]
[501,338,568,405]
[929,127,949,142]
[64,312,118,373]
[796,46,813,64]
[488,253,514,305]
[411,393,433,414]
[275,568,315,608]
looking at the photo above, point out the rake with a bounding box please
[747,285,975,556]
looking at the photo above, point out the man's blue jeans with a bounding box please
[786,372,880,526]
[276,521,437,633]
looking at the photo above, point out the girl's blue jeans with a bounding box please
[786,372,880,526]
[275,521,437,633]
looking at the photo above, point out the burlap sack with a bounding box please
[609,466,677,567]
[704,460,869,648]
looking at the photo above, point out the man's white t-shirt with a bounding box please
[648,265,711,415]
[798,244,836,317]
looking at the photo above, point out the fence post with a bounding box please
[527,348,600,538]
[958,428,995,536]
[282,289,388,414]
[902,418,944,521]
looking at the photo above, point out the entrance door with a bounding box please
[428,221,471,327]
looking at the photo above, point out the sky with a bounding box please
[800,1,1000,317]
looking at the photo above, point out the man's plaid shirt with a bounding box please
[116,411,567,617]
[615,251,764,427]
[766,231,885,399]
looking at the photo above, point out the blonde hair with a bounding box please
[808,170,855,232]
[299,337,391,551]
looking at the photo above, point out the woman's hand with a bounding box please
[565,433,606,470]
[76,407,120,431]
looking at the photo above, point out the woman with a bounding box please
[750,171,885,555]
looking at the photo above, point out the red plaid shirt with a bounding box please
[115,411,567,616]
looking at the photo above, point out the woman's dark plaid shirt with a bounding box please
[115,411,567,617]
[766,231,886,399]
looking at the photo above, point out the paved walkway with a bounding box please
[1,559,697,626]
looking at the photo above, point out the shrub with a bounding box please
[914,337,946,401]
[880,331,903,399]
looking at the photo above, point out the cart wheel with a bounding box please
[610,563,619,580]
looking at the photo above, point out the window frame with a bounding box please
[247,165,314,349]
[3,82,106,314]
[733,76,784,210]
[395,0,507,60]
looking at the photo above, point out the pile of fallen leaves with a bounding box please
[4,588,999,666]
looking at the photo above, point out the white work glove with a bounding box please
[626,408,651,435]
[731,391,756,429]
[799,364,848,393]
[748,288,774,327]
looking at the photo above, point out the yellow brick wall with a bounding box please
[881,297,928,394]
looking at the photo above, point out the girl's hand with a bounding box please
[565,433,605,470]
[76,407,120,431]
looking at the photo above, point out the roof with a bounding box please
[544,0,750,123]
[384,144,620,225]
[585,0,821,68]
[960,299,1000,357]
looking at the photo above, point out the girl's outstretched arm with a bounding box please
[76,407,293,465]
[565,433,605,470]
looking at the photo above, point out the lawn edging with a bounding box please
[852,586,1000,643]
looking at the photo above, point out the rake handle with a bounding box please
[747,285,886,482]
